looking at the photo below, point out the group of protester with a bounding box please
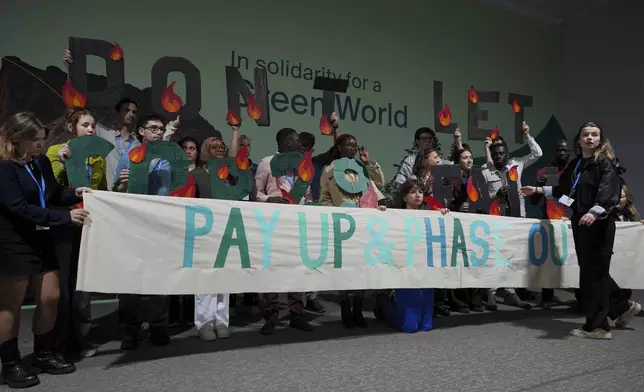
[0,55,641,390]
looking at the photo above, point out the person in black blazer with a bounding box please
[0,112,90,389]
[522,122,621,340]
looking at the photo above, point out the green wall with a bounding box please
[0,0,563,177]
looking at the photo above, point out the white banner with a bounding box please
[77,191,644,294]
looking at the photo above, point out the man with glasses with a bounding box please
[393,127,459,186]
[114,114,172,349]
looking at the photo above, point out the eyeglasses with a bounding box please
[145,126,165,134]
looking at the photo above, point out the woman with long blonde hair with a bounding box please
[0,112,90,388]
[522,122,626,340]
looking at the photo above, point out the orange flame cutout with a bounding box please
[246,94,262,120]
[489,199,501,216]
[226,109,241,127]
[62,78,87,109]
[235,144,250,171]
[466,176,479,203]
[512,99,520,113]
[128,143,146,164]
[110,42,124,61]
[468,86,479,104]
[546,200,565,220]
[424,196,444,211]
[438,104,452,127]
[169,173,196,198]
[319,114,333,135]
[508,165,519,182]
[161,81,183,113]
[489,127,499,140]
[280,188,296,204]
[216,161,229,180]
[297,150,315,182]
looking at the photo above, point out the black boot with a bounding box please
[469,289,484,312]
[340,299,355,329]
[31,332,76,375]
[0,338,39,389]
[352,296,368,328]
[373,293,387,322]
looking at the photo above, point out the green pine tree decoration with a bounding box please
[381,138,442,207]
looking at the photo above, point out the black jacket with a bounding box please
[550,155,620,219]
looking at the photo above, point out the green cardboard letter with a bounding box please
[66,136,115,187]
[128,141,189,195]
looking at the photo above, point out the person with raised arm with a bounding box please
[521,122,623,339]
[190,125,240,342]
[62,50,179,187]
[0,112,91,389]
[481,122,541,310]
[393,128,461,186]
[254,128,314,335]
[113,114,174,350]
[447,144,485,313]
[319,134,387,329]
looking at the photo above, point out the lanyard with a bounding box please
[570,159,583,194]
[284,171,295,187]
[24,160,46,208]
[148,159,164,192]
[115,135,134,157]
[87,158,93,185]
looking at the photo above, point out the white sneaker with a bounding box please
[616,301,642,328]
[215,326,231,339]
[197,327,217,341]
[569,328,612,340]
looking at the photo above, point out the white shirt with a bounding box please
[481,136,543,217]
[394,153,452,185]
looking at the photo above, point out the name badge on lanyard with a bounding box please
[560,159,583,207]
[24,161,49,231]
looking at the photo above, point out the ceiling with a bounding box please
[477,0,611,24]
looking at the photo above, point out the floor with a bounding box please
[4,290,644,392]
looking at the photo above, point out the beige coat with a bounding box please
[319,160,385,207]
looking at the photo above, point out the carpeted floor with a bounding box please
[5,290,644,392]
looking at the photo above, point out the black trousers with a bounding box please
[53,226,92,352]
[119,295,169,331]
[572,216,622,331]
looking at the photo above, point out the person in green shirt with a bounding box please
[45,108,105,360]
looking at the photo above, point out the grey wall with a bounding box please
[561,0,644,208]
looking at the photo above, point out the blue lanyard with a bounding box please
[115,135,134,156]
[24,160,46,208]
[570,159,583,193]
[87,159,93,185]
[284,172,295,187]
[149,159,164,192]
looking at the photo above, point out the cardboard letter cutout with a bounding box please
[68,36,125,107]
[128,141,189,195]
[151,56,202,121]
[467,90,500,141]
[207,158,253,200]
[226,66,270,126]
[66,136,115,187]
